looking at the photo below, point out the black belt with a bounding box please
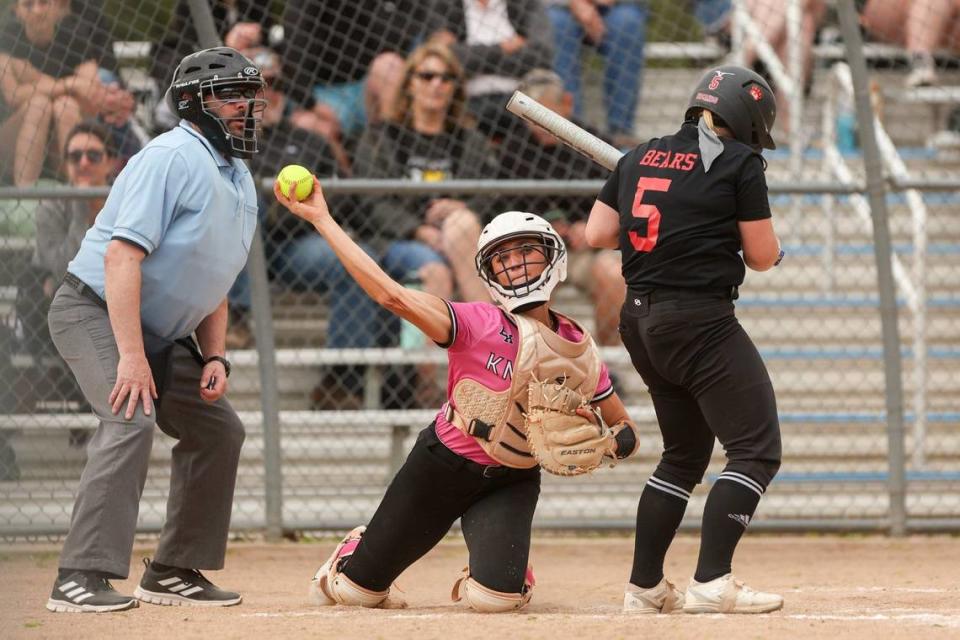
[629,285,739,304]
[427,422,532,479]
[63,272,107,310]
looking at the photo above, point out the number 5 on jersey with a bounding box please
[629,177,672,252]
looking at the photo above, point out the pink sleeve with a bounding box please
[446,301,499,352]
[593,362,614,403]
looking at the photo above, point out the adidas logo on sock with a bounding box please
[728,513,751,528]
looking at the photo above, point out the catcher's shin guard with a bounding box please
[450,566,535,612]
[308,526,407,609]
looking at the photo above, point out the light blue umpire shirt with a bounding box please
[67,120,258,341]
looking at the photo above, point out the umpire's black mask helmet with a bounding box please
[684,65,777,150]
[166,47,267,159]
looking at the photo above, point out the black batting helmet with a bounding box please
[166,47,267,159]
[685,65,777,150]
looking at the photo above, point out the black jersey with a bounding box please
[598,122,771,290]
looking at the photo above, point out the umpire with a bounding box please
[45,47,266,613]
[586,66,784,614]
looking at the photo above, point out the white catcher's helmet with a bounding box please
[475,211,567,313]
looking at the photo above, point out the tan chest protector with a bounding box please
[444,311,603,468]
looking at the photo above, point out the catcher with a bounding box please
[275,180,639,612]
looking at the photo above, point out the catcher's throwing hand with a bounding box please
[274,176,332,228]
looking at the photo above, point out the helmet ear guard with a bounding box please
[475,211,567,313]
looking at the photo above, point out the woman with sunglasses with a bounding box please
[345,43,499,409]
[354,43,498,306]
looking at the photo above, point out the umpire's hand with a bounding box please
[200,360,228,403]
[110,353,158,419]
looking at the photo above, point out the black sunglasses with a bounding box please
[66,149,106,164]
[413,71,456,84]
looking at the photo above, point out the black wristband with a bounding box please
[614,424,637,460]
[773,248,785,266]
[205,355,231,378]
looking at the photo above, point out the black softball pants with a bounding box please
[618,290,782,492]
[342,423,541,594]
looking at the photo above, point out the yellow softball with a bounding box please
[277,164,314,201]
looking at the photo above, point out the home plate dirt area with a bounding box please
[2,534,958,639]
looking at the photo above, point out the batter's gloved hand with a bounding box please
[524,378,615,476]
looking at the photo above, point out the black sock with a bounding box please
[629,479,690,589]
[694,477,763,583]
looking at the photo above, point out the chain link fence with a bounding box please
[0,0,957,538]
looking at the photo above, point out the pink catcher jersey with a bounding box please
[434,301,614,465]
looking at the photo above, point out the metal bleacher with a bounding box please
[1,41,959,535]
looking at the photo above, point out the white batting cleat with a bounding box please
[682,574,783,614]
[623,577,685,614]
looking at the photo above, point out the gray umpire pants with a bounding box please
[48,285,246,579]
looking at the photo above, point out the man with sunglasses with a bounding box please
[45,47,265,613]
[20,121,118,368]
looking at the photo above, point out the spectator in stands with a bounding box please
[692,0,733,43]
[0,0,137,180]
[151,0,277,89]
[862,0,960,87]
[247,47,352,176]
[352,42,498,408]
[0,64,51,186]
[738,0,826,134]
[151,1,277,132]
[33,120,117,299]
[23,120,116,439]
[426,0,554,138]
[224,47,369,357]
[498,69,625,345]
[354,43,496,305]
[543,1,647,145]
[282,0,427,141]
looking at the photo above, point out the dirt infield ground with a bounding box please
[2,534,958,639]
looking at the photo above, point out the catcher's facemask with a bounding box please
[475,211,567,313]
[479,236,554,289]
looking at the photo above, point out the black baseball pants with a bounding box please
[342,423,541,593]
[618,290,782,491]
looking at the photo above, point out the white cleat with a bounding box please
[623,577,684,614]
[308,526,367,606]
[308,560,337,606]
[682,574,783,614]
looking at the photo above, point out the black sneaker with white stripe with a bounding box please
[46,570,138,613]
[133,558,242,607]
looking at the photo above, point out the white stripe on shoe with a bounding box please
[180,586,204,597]
[58,581,78,592]
[74,592,95,603]
[158,577,182,586]
[65,587,86,598]
[169,583,190,592]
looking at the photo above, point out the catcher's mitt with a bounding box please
[524,377,615,476]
